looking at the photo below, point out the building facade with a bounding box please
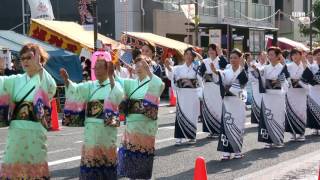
[114,0,277,53]
[275,0,317,43]
[0,0,116,39]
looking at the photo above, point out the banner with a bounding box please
[29,21,82,54]
[27,0,54,20]
[180,4,195,24]
[209,29,221,46]
[78,0,94,30]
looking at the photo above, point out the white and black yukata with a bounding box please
[253,63,289,146]
[285,62,308,138]
[215,67,248,155]
[198,57,228,136]
[250,63,265,124]
[166,63,201,141]
[301,64,320,131]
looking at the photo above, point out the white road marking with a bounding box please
[48,156,81,166]
[48,148,73,154]
[155,132,206,144]
[236,149,320,180]
[0,127,8,130]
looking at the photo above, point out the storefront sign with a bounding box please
[209,29,221,46]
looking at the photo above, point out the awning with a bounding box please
[122,32,195,58]
[29,19,123,54]
[0,30,83,83]
[266,36,309,51]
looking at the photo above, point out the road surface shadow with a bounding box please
[157,134,320,179]
[51,166,79,179]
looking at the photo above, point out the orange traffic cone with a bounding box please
[194,156,208,180]
[169,87,176,106]
[50,98,60,131]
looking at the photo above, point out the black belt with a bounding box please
[11,101,37,121]
[86,100,104,119]
[203,74,214,83]
[175,79,199,88]
[127,99,158,120]
[291,79,302,88]
[86,100,120,127]
[265,79,281,89]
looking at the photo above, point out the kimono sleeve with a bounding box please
[39,69,57,99]
[63,81,91,127]
[104,82,124,121]
[142,75,164,120]
[0,76,15,127]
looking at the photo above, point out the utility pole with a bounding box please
[194,0,199,46]
[92,0,98,51]
[310,0,313,52]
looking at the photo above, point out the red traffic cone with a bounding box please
[169,87,176,106]
[50,98,60,131]
[119,114,126,122]
[194,156,208,180]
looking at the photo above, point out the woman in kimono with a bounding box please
[61,51,124,180]
[301,48,320,135]
[198,44,226,138]
[250,51,268,124]
[165,47,202,145]
[252,47,289,149]
[0,43,56,179]
[141,42,163,78]
[213,49,248,160]
[117,57,164,180]
[284,48,308,141]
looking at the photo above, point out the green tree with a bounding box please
[300,0,320,36]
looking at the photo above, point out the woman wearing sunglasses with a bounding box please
[0,43,56,179]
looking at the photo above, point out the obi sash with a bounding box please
[11,101,51,129]
[175,78,199,88]
[265,79,281,89]
[203,74,214,83]
[86,100,119,127]
[127,99,158,120]
[291,79,302,88]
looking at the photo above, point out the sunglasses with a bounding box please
[20,56,32,62]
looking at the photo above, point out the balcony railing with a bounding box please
[224,0,248,20]
[252,3,272,22]
[159,0,218,17]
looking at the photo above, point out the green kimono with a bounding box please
[117,75,164,179]
[64,79,123,180]
[0,69,56,179]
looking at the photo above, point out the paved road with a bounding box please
[0,106,319,180]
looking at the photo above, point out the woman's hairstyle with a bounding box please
[132,48,142,60]
[184,47,197,57]
[244,52,251,60]
[230,48,243,58]
[312,47,320,56]
[208,43,218,53]
[267,46,282,56]
[143,41,156,54]
[290,48,302,57]
[20,43,49,64]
